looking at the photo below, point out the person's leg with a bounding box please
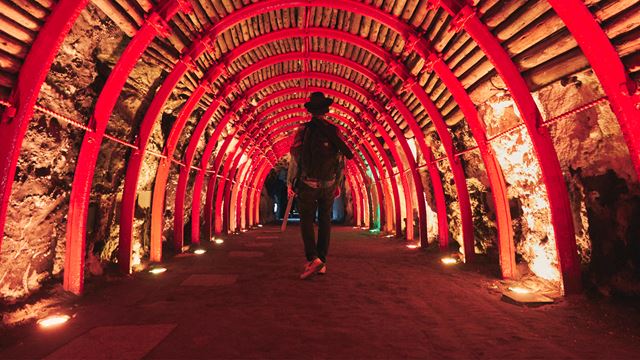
[298,184,319,261]
[316,186,334,263]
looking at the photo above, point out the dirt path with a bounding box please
[2,225,640,359]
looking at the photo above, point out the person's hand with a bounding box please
[287,186,295,198]
[334,186,341,198]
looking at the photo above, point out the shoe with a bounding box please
[318,264,326,275]
[300,258,325,280]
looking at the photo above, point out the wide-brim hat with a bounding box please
[304,92,333,115]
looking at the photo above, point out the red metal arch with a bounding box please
[241,135,364,232]
[228,115,379,232]
[4,0,625,295]
[117,23,472,272]
[248,134,366,231]
[207,112,373,237]
[224,121,371,234]
[431,0,579,292]
[152,83,392,258]
[181,86,388,242]
[169,52,461,249]
[173,72,424,256]
[199,87,403,248]
[202,99,393,239]
[149,32,498,263]
[198,83,412,242]
[118,0,564,287]
[0,0,89,250]
[63,0,191,294]
[118,24,459,259]
[159,0,575,291]
[222,127,366,234]
[547,0,640,177]
[208,89,401,237]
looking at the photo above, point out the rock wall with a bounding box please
[0,5,124,302]
[538,70,639,295]
[0,5,166,302]
[474,69,640,294]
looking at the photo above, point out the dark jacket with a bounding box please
[287,116,353,188]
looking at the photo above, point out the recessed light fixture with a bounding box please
[38,314,70,328]
[149,267,167,274]
[441,257,458,265]
[508,286,531,294]
[194,249,206,255]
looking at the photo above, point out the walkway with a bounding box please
[2,225,640,359]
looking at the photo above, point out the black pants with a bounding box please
[298,182,335,262]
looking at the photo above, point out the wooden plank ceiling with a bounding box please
[1,0,638,143]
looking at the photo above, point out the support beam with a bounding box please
[65,0,190,293]
[548,0,640,177]
[432,0,579,292]
[0,0,89,252]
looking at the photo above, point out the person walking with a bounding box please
[287,92,354,279]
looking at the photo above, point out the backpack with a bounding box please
[300,119,340,181]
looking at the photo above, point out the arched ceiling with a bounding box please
[0,0,639,299]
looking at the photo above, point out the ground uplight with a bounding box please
[214,238,224,245]
[406,244,420,249]
[194,249,206,255]
[149,267,167,274]
[508,286,532,294]
[38,314,70,328]
[441,257,459,265]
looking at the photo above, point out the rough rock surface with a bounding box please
[539,70,640,295]
[0,5,165,302]
[0,5,124,302]
[474,69,640,294]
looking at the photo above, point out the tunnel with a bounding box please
[1,0,640,358]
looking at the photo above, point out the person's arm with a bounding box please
[287,126,305,196]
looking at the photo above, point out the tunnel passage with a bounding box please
[0,0,639,304]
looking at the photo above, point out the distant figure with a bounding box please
[287,92,354,279]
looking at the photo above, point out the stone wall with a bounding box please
[473,69,640,294]
[0,5,166,302]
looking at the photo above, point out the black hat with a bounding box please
[304,92,333,115]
